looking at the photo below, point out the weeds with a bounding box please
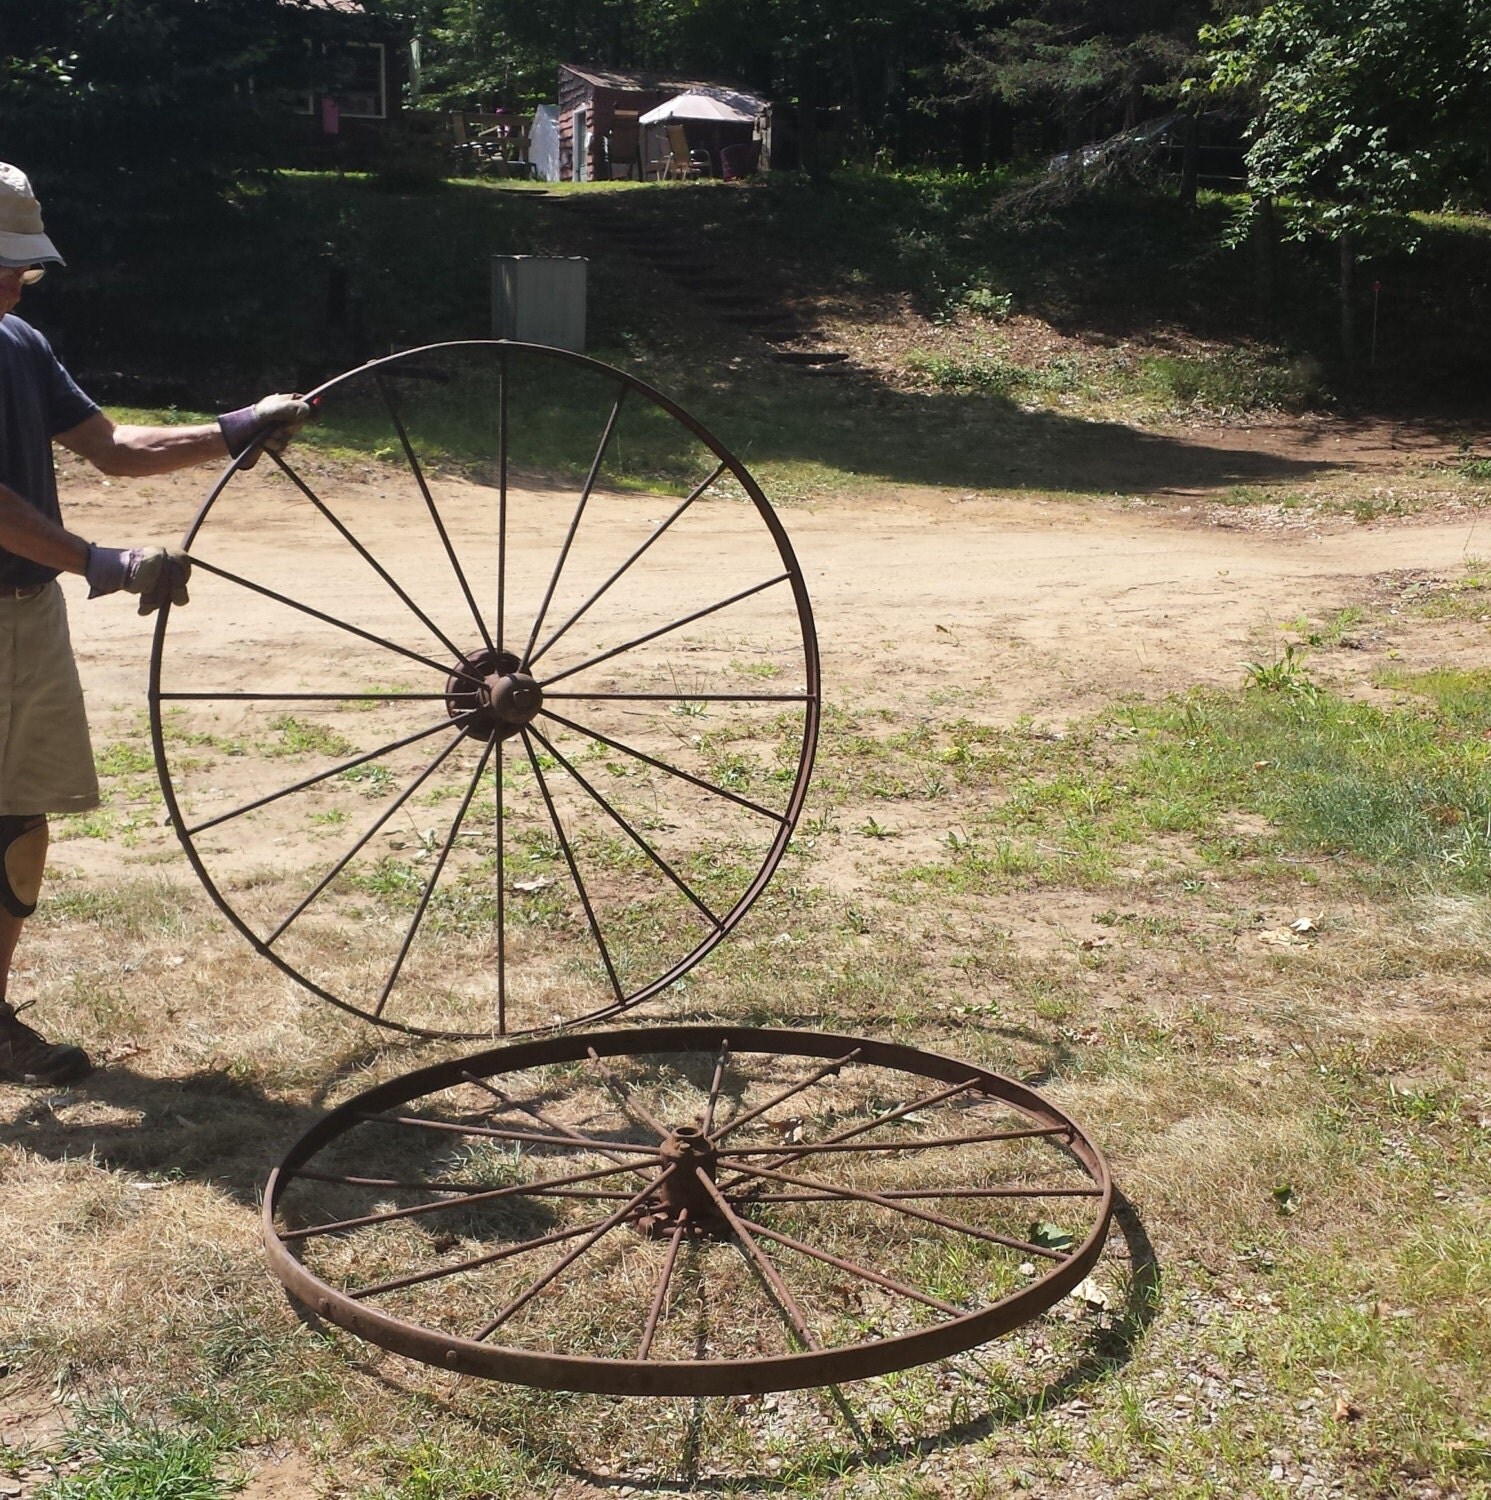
[33,1404,240,1500]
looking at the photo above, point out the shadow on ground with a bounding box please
[0,1042,407,1209]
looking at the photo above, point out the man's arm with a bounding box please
[53,411,229,477]
[0,481,88,574]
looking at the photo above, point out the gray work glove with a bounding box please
[218,393,313,467]
[85,545,192,616]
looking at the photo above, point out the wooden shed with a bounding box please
[278,0,414,165]
[557,65,766,181]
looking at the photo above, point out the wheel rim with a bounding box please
[263,1025,1114,1396]
[150,343,820,1038]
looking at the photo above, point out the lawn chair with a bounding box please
[663,124,711,179]
[719,141,761,181]
[606,117,642,179]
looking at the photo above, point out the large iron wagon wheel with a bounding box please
[149,343,820,1039]
[264,1025,1114,1396]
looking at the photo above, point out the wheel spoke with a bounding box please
[183,711,473,839]
[521,387,627,669]
[471,1168,672,1340]
[351,1211,637,1301]
[185,556,485,687]
[352,1111,661,1155]
[526,461,726,672]
[585,1047,670,1141]
[692,1168,820,1353]
[373,736,496,1018]
[494,736,507,1033]
[718,1124,1075,1158]
[279,1158,663,1242]
[544,691,812,704]
[748,1184,1104,1203]
[374,369,495,654]
[728,1161,1069,1261]
[733,1214,964,1316]
[158,691,453,703]
[264,730,469,947]
[718,1075,994,1187]
[288,1167,639,1194]
[520,729,625,1007]
[496,344,509,655]
[700,1040,730,1135]
[527,722,723,930]
[458,1070,657,1183]
[711,1048,863,1142]
[538,708,787,823]
[536,572,793,690]
[268,441,473,663]
[637,1217,688,1359]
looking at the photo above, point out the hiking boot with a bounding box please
[0,1001,93,1086]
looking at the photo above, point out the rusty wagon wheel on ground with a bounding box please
[263,1025,1113,1396]
[149,342,820,1039]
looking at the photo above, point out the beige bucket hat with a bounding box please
[0,163,64,267]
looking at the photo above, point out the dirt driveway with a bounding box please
[59,429,1489,751]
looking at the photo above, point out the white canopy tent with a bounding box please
[637,89,760,125]
[638,88,765,176]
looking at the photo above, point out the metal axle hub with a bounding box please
[446,647,543,742]
[638,1125,726,1238]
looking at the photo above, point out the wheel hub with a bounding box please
[446,647,543,742]
[638,1125,727,1238]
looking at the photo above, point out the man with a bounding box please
[0,161,309,1086]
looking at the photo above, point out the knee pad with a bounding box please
[0,815,47,919]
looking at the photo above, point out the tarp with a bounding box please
[638,89,761,125]
[530,104,561,181]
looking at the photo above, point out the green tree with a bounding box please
[406,0,964,165]
[1203,0,1491,353]
[0,0,301,182]
[946,0,1209,154]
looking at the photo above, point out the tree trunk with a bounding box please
[1251,195,1279,315]
[796,55,822,180]
[1178,113,1199,208]
[1338,229,1356,361]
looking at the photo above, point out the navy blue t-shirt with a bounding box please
[0,314,100,589]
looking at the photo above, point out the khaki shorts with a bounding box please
[0,581,100,816]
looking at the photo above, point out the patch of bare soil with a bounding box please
[51,426,1490,899]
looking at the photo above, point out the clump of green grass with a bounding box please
[1139,351,1324,414]
[904,350,1090,402]
[35,1404,241,1500]
[94,742,155,778]
[1129,662,1491,887]
[263,715,355,759]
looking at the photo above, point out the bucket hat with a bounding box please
[0,163,64,268]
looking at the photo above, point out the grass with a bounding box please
[903,346,1325,417]
[6,167,1491,1499]
[32,1404,240,1500]
[7,629,1490,1496]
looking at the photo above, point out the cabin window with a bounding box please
[294,40,388,119]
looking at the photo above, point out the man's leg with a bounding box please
[0,904,25,1001]
[0,815,92,1086]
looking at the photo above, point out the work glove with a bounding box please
[218,393,313,468]
[85,545,192,616]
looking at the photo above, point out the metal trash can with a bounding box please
[490,255,587,351]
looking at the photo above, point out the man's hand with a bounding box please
[84,545,192,615]
[218,393,313,466]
